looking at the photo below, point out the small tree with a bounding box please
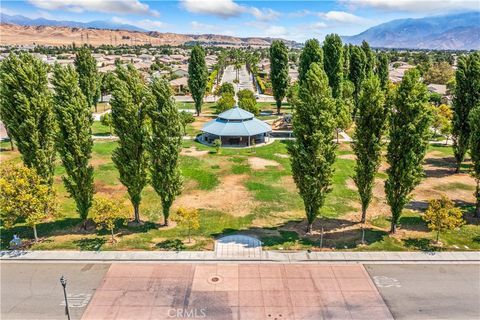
[215,82,235,97]
[90,197,129,242]
[237,89,259,115]
[188,45,208,116]
[270,40,289,114]
[423,195,464,243]
[174,207,200,243]
[213,139,221,154]
[0,163,56,242]
[179,111,195,136]
[216,92,235,113]
[469,105,480,217]
[100,112,113,135]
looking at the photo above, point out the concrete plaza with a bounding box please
[82,263,392,320]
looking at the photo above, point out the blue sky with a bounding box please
[1,1,479,41]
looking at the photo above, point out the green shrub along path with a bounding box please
[1,138,479,252]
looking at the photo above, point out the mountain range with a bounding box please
[343,12,480,50]
[0,13,146,32]
[1,12,479,49]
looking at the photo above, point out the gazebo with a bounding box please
[200,106,272,147]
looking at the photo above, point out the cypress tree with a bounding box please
[385,69,432,233]
[110,64,152,223]
[269,40,289,114]
[377,52,389,91]
[469,106,480,218]
[288,63,337,233]
[52,64,94,228]
[188,45,208,116]
[452,52,480,172]
[74,46,100,113]
[0,53,56,186]
[148,78,183,226]
[298,38,323,84]
[323,34,344,98]
[353,76,388,223]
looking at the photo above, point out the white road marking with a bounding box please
[373,276,402,288]
[60,293,92,308]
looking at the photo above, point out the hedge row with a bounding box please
[205,69,218,94]
[256,75,266,94]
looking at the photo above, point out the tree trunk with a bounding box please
[276,100,281,115]
[360,205,367,224]
[163,205,170,226]
[33,225,38,242]
[111,229,115,242]
[133,203,140,224]
[436,230,440,243]
[82,219,88,230]
[9,139,14,151]
[336,130,340,144]
[306,223,313,234]
[445,136,449,146]
[390,222,397,234]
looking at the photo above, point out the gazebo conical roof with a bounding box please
[201,106,271,137]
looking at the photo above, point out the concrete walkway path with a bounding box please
[1,250,478,264]
[215,235,262,258]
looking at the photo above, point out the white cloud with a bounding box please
[190,21,215,31]
[28,0,159,16]
[111,16,167,31]
[320,11,368,24]
[344,0,479,13]
[180,0,280,21]
[181,0,243,18]
[263,25,288,38]
[250,7,280,21]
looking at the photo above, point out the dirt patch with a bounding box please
[247,157,280,170]
[274,153,289,159]
[338,154,356,160]
[94,181,127,194]
[90,158,111,166]
[174,174,258,217]
[191,116,214,131]
[181,146,209,157]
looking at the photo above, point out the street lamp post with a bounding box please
[60,275,71,320]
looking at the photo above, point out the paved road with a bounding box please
[366,264,480,320]
[221,65,254,98]
[1,263,110,320]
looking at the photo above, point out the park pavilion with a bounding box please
[200,106,272,147]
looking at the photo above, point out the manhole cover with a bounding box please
[207,275,223,284]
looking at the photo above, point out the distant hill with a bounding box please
[0,13,146,32]
[0,23,297,47]
[343,12,480,50]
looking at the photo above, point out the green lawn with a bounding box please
[1,137,479,252]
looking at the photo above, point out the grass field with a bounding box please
[1,109,479,252]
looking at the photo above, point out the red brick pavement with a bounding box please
[82,264,393,320]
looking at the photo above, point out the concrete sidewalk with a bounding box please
[1,250,479,263]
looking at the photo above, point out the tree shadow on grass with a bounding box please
[73,237,106,251]
[155,239,185,251]
[403,237,441,252]
[398,215,429,232]
[424,157,471,178]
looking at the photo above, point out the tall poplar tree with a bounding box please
[269,40,289,114]
[148,78,183,226]
[188,45,208,116]
[52,64,94,228]
[0,53,56,186]
[361,40,375,75]
[452,52,480,172]
[323,34,344,98]
[288,63,337,233]
[74,46,100,112]
[111,64,152,223]
[353,76,388,223]
[385,69,432,233]
[377,52,389,91]
[469,106,480,217]
[298,38,323,84]
[349,46,367,105]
